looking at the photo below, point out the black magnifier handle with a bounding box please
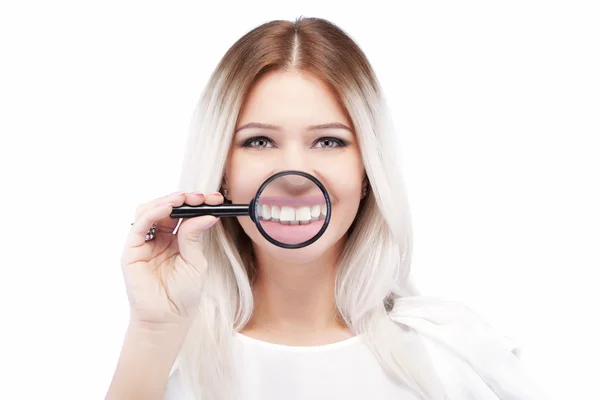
[170,203,251,218]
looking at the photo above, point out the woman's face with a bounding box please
[224,70,366,264]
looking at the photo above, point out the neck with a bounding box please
[241,238,353,345]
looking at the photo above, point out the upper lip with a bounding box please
[258,195,326,207]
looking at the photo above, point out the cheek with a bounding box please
[226,153,266,203]
[337,177,362,198]
[323,156,364,205]
[326,165,364,230]
[331,185,362,228]
[226,153,269,243]
[229,179,258,204]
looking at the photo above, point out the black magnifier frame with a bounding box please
[170,170,332,249]
[253,170,332,249]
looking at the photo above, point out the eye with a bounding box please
[313,137,347,149]
[241,136,275,149]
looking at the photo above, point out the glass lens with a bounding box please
[256,173,329,246]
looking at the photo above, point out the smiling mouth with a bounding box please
[257,203,328,225]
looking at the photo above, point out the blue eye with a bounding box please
[242,136,274,149]
[314,137,347,149]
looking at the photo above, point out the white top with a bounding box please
[165,332,419,400]
[163,296,548,400]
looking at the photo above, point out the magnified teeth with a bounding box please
[280,206,295,223]
[261,204,271,220]
[296,206,311,223]
[258,203,328,224]
[271,205,281,221]
[311,205,320,222]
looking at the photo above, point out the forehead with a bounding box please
[236,70,350,127]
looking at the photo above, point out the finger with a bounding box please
[126,201,175,249]
[134,192,185,221]
[182,192,205,207]
[202,192,225,206]
[134,192,190,232]
[177,215,220,245]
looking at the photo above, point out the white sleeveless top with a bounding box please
[163,297,548,400]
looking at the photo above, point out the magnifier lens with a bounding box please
[255,173,330,247]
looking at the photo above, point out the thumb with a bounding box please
[176,216,220,243]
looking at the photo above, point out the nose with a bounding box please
[263,173,313,196]
[260,142,327,196]
[273,145,315,174]
[277,174,314,191]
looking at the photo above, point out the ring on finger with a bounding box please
[131,221,158,241]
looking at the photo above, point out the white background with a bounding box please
[1,1,598,399]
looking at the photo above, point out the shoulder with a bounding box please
[388,296,547,400]
[389,296,520,356]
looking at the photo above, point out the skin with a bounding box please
[223,69,367,345]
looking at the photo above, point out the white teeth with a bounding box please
[311,205,320,219]
[258,203,328,223]
[271,205,281,221]
[261,204,271,220]
[310,205,320,222]
[296,206,311,223]
[295,207,311,225]
[279,206,295,223]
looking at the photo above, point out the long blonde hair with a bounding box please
[175,17,440,400]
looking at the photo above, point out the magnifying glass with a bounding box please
[170,170,332,249]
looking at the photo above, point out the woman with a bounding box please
[106,17,546,400]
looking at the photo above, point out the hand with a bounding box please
[120,191,223,327]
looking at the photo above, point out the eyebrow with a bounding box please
[234,122,353,133]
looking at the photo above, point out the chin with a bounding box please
[261,240,334,265]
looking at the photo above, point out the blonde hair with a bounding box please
[175,17,440,400]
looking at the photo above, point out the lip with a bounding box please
[259,219,325,245]
[257,195,326,207]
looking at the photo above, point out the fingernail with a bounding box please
[191,191,205,196]
[208,192,222,196]
[170,191,184,196]
[202,217,220,229]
